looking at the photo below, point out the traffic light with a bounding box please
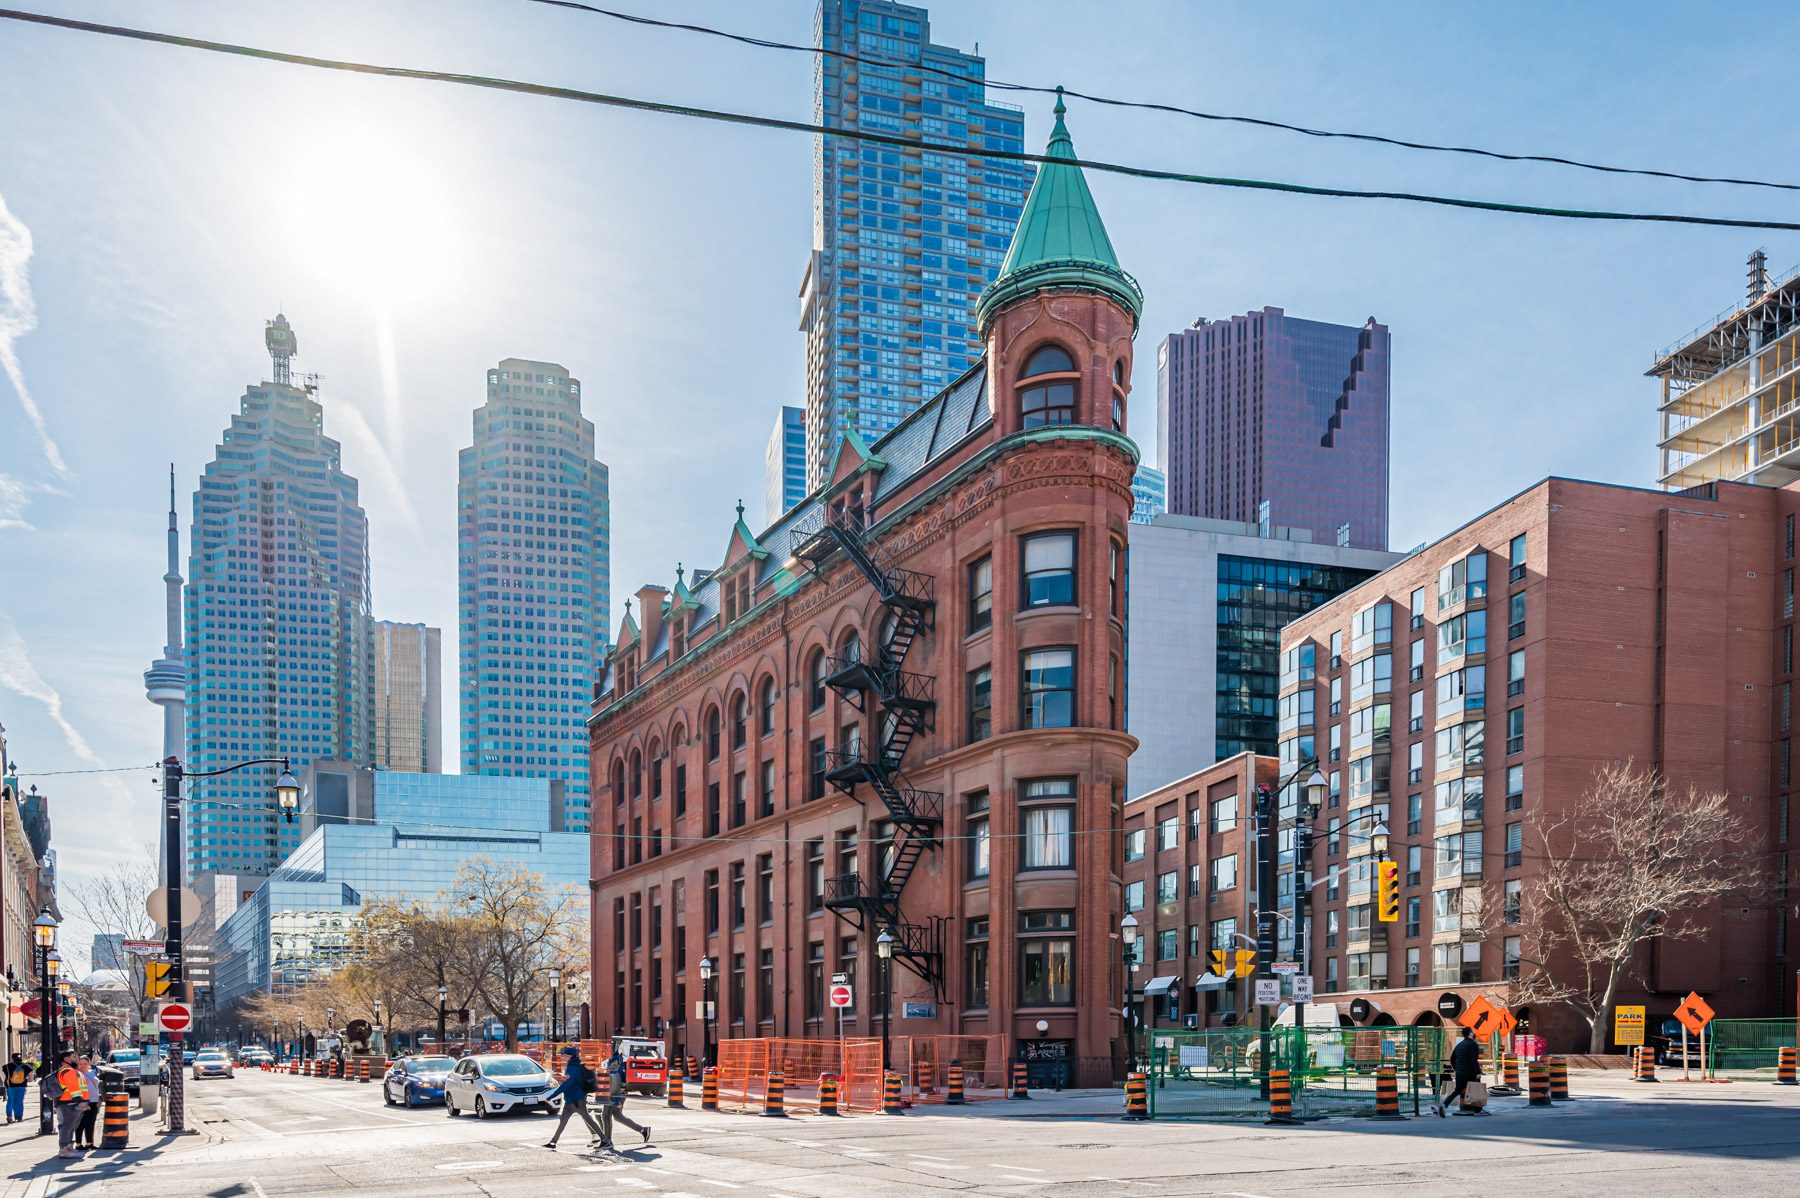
[1233,949,1257,977]
[1377,860,1401,922]
[1210,949,1231,977]
[145,960,172,998]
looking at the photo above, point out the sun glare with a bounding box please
[285,134,455,304]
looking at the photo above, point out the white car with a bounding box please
[192,1049,234,1080]
[443,1054,557,1118]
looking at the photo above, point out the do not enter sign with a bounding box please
[829,983,853,1009]
[156,1001,192,1033]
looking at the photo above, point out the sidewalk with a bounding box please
[0,1094,211,1197]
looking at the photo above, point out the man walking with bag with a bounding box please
[1437,1027,1483,1117]
[543,1047,607,1151]
[3,1053,31,1123]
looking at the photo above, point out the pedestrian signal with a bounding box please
[1209,949,1231,977]
[1376,860,1400,922]
[145,960,173,998]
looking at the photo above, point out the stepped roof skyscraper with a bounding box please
[458,358,610,833]
[182,315,373,880]
[798,0,1032,489]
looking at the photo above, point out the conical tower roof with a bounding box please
[975,89,1142,335]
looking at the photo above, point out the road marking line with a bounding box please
[700,1182,744,1189]
[434,1160,507,1171]
[999,1178,1040,1184]
[781,1139,822,1146]
[911,1155,952,1162]
[641,1167,676,1175]
[247,1179,269,1198]
[994,1165,1043,1172]
[614,1179,654,1188]
[577,1165,632,1172]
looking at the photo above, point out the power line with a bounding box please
[4,7,1800,231]
[523,0,1800,194]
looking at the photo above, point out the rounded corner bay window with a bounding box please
[1019,344,1077,429]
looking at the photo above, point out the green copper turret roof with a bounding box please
[976,89,1142,335]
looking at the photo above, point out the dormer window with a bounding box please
[1019,345,1077,429]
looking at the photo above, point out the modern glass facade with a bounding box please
[1130,464,1166,524]
[183,314,373,880]
[1215,554,1378,758]
[800,0,1032,489]
[765,405,808,525]
[214,778,588,1010]
[458,358,610,832]
[373,620,440,773]
[1158,308,1390,551]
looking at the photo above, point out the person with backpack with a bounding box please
[543,1047,606,1151]
[598,1046,651,1148]
[3,1053,31,1123]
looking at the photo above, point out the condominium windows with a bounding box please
[969,555,993,632]
[1021,779,1074,869]
[1437,551,1487,610]
[967,791,990,879]
[968,666,992,741]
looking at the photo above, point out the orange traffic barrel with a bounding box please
[882,1069,903,1115]
[916,1060,935,1094]
[358,1056,370,1083]
[1777,1046,1798,1085]
[1528,1062,1552,1107]
[1498,1054,1521,1093]
[1010,1061,1029,1099]
[817,1073,839,1116]
[686,1055,698,1082]
[667,1072,685,1107]
[1550,1056,1571,1100]
[945,1059,964,1105]
[1124,1071,1149,1120]
[1372,1065,1405,1120]
[1633,1046,1657,1083]
[100,1091,129,1148]
[763,1068,787,1117]
[1265,1069,1297,1125]
[701,1066,719,1112]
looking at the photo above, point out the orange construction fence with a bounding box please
[716,1039,885,1114]
[891,1035,1009,1104]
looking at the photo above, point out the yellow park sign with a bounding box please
[1614,1005,1646,1047]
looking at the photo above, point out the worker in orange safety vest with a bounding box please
[53,1053,86,1159]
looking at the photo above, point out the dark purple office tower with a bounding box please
[1157,307,1390,550]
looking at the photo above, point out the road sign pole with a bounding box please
[1682,1025,1689,1082]
[162,756,186,1135]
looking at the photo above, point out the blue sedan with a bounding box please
[384,1055,456,1107]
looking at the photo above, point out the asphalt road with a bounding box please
[0,1068,1796,1197]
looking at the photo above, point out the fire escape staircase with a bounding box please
[790,508,946,997]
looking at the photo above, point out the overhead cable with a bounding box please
[524,0,1800,194]
[4,8,1800,230]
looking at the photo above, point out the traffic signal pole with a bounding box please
[162,756,187,1134]
[1254,784,1274,1100]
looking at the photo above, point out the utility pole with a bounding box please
[1255,782,1275,1099]
[161,757,188,1133]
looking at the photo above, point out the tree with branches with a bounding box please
[62,858,167,1025]
[1503,763,1768,1053]
[448,858,583,1051]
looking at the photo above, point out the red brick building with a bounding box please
[1266,476,1795,1047]
[588,103,1144,1084]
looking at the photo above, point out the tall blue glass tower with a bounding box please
[799,0,1032,489]
[458,358,610,833]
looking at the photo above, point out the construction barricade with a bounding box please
[1633,1046,1657,1083]
[1550,1056,1571,1100]
[101,1091,129,1148]
[889,1035,1010,1104]
[817,1074,840,1115]
[1124,1071,1149,1119]
[715,1038,884,1114]
[668,1073,684,1107]
[1528,1062,1552,1107]
[1371,1066,1404,1120]
[1777,1046,1797,1085]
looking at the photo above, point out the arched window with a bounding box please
[1111,359,1127,432]
[809,649,828,711]
[732,692,748,749]
[1020,345,1077,429]
[630,749,642,799]
[612,761,625,808]
[649,738,663,800]
[759,678,776,736]
[841,630,861,664]
[706,707,721,760]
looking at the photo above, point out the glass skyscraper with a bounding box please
[764,404,807,525]
[800,0,1032,489]
[1158,308,1391,550]
[1130,464,1166,524]
[458,358,610,831]
[373,620,440,773]
[182,315,372,880]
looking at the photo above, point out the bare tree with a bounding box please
[447,858,583,1051]
[62,858,165,1023]
[1505,763,1768,1053]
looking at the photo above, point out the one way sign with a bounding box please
[1673,991,1715,1036]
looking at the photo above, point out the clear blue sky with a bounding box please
[2,0,1795,954]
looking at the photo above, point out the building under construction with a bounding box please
[1654,251,1800,490]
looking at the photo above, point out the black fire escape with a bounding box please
[790,506,946,999]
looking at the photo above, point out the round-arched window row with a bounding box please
[1019,345,1076,429]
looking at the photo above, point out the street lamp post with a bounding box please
[876,929,894,1072]
[1120,912,1140,1073]
[157,754,297,1132]
[32,909,56,1136]
[1289,769,1329,1036]
[549,969,561,1043]
[1253,761,1326,1098]
[697,957,714,1068]
[437,984,448,1049]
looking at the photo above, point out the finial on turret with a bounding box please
[735,499,745,521]
[1054,85,1065,118]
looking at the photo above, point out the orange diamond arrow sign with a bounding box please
[1673,992,1715,1036]
[1460,994,1502,1040]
